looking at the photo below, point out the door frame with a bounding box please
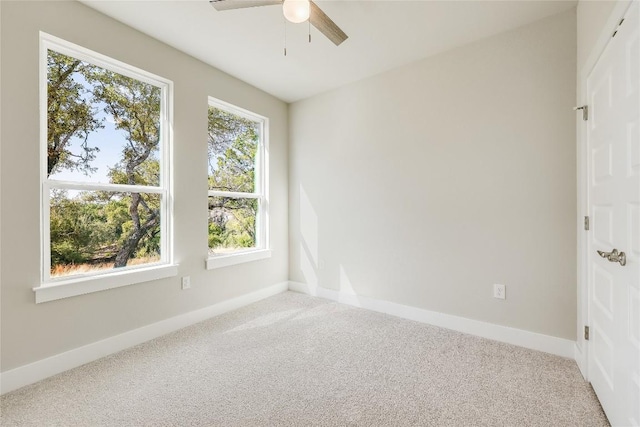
[576,0,635,380]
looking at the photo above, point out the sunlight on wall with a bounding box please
[339,265,356,295]
[300,242,318,286]
[338,264,362,306]
[299,184,318,266]
[299,184,319,286]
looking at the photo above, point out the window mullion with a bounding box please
[208,190,261,199]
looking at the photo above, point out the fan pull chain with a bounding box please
[283,18,287,56]
[308,20,311,43]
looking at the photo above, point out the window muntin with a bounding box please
[41,34,172,284]
[207,99,267,258]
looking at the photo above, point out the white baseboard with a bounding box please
[288,281,575,359]
[575,343,588,380]
[0,281,289,395]
[1,281,577,395]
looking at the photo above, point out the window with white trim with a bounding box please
[40,34,173,287]
[207,98,269,267]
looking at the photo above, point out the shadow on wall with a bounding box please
[298,183,362,306]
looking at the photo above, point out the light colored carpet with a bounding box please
[1,291,608,426]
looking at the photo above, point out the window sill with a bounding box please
[205,249,272,270]
[33,264,179,304]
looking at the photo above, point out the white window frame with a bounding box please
[206,97,270,269]
[34,33,176,303]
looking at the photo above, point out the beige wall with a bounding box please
[289,10,577,340]
[577,1,619,72]
[0,0,288,371]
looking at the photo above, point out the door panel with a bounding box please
[592,143,614,183]
[593,321,615,388]
[593,264,614,319]
[629,120,640,174]
[593,205,615,246]
[587,2,640,426]
[631,204,640,255]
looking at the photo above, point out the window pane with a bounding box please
[208,106,259,193]
[47,50,161,186]
[208,196,258,255]
[50,189,161,278]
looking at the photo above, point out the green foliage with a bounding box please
[50,190,111,265]
[208,222,224,249]
[49,190,162,271]
[47,51,103,177]
[47,51,163,275]
[208,107,258,193]
[207,107,260,253]
[88,69,161,186]
[208,196,257,252]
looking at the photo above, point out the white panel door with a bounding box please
[587,2,640,426]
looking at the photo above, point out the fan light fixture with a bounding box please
[209,0,348,47]
[282,0,310,23]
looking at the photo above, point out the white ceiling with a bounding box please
[80,0,576,103]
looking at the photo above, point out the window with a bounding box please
[37,33,175,301]
[206,98,269,269]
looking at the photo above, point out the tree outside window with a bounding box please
[43,39,171,281]
[207,100,267,257]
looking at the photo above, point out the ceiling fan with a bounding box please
[209,0,348,46]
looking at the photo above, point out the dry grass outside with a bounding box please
[51,255,161,278]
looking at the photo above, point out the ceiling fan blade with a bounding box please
[210,0,281,12]
[309,1,348,46]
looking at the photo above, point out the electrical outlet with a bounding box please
[493,284,506,300]
[181,276,191,290]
